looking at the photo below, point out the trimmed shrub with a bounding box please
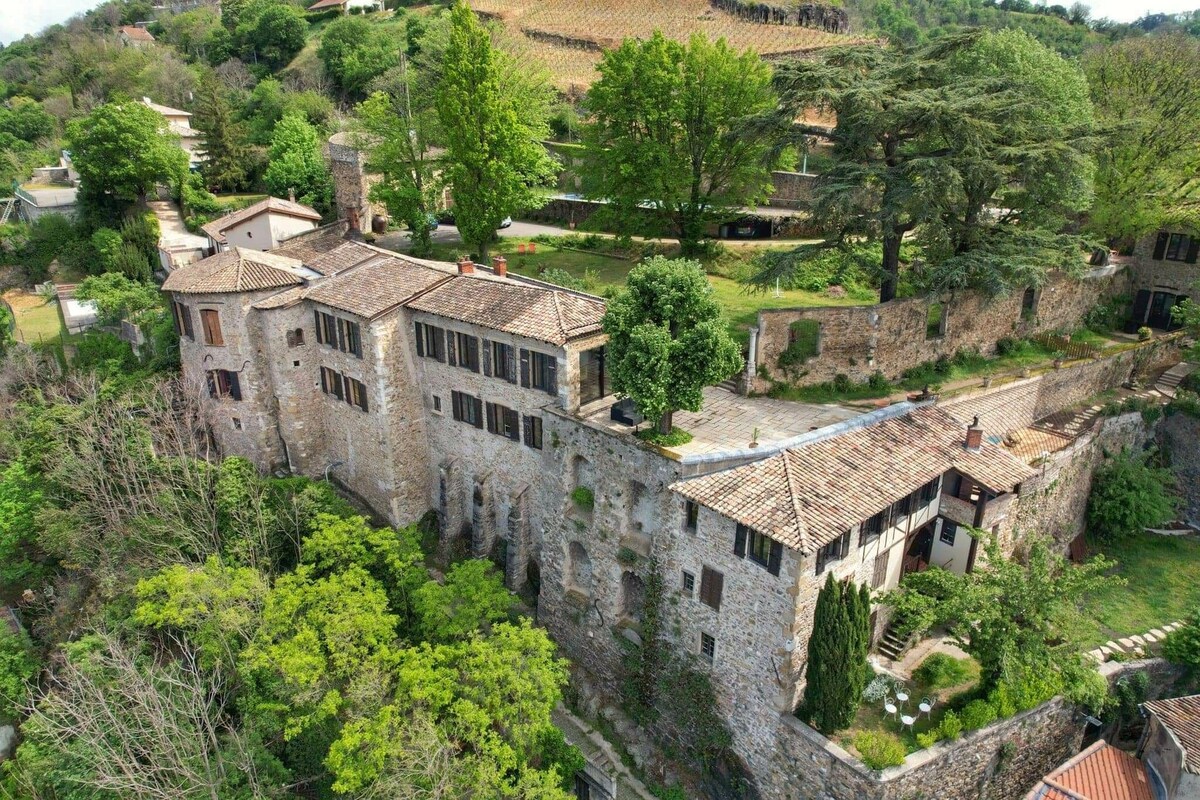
[960,699,998,730]
[853,730,907,770]
[938,710,963,740]
[913,653,974,689]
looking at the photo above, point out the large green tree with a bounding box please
[435,1,557,259]
[236,0,307,70]
[318,16,402,99]
[1084,35,1200,241]
[581,32,779,255]
[887,536,1112,709]
[355,68,440,257]
[194,70,249,192]
[67,99,189,206]
[603,256,742,435]
[264,112,333,214]
[1087,449,1179,542]
[754,30,1093,302]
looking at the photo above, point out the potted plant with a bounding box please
[1138,326,1153,342]
[1052,351,1065,369]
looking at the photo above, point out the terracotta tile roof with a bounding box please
[141,97,187,117]
[671,405,1035,553]
[1144,695,1200,773]
[405,274,606,346]
[305,254,451,319]
[271,220,351,264]
[162,248,316,294]
[305,241,382,276]
[1025,741,1153,800]
[251,286,308,310]
[309,0,347,8]
[201,197,321,244]
[120,25,155,41]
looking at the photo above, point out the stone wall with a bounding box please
[176,289,289,471]
[754,267,1128,391]
[327,136,382,232]
[766,698,1082,800]
[1126,233,1200,297]
[1006,413,1153,553]
[766,171,816,209]
[939,333,1186,439]
[1161,411,1200,527]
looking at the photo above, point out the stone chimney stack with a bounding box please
[492,255,507,278]
[965,416,983,452]
[287,187,296,202]
[347,207,360,234]
[458,256,475,275]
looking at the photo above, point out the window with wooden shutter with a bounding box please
[519,348,530,387]
[177,303,194,340]
[747,529,772,567]
[523,414,543,450]
[482,339,492,376]
[684,501,698,534]
[414,322,425,357]
[767,540,783,576]
[485,401,499,435]
[871,550,890,589]
[207,369,240,400]
[530,351,557,395]
[492,342,515,382]
[700,632,716,663]
[1153,231,1169,260]
[320,313,338,348]
[734,523,747,557]
[345,320,362,358]
[200,309,223,346]
[699,567,723,611]
[503,407,519,441]
[446,331,457,366]
[454,332,478,372]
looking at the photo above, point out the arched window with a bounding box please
[567,541,592,594]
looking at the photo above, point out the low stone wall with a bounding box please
[767,699,1082,800]
[754,267,1128,391]
[766,171,816,209]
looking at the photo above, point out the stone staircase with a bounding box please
[1155,362,1197,398]
[877,622,912,662]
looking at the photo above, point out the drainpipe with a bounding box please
[746,326,759,386]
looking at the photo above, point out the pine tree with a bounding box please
[194,71,248,192]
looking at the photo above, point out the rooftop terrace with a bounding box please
[582,385,861,461]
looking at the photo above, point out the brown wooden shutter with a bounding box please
[414,322,424,357]
[505,408,520,441]
[1187,237,1199,264]
[733,524,746,558]
[700,567,723,611]
[507,346,517,384]
[482,339,492,376]
[767,540,783,576]
[205,370,217,398]
[181,305,193,340]
[447,332,457,366]
[315,310,324,344]
[520,348,530,387]
[1153,231,1169,260]
[471,396,483,429]
[546,355,558,395]
[467,336,479,372]
[486,402,497,434]
[227,371,241,401]
[434,327,445,362]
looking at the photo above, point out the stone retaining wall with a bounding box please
[766,699,1081,800]
[1161,411,1200,527]
[754,268,1128,391]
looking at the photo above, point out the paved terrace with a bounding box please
[582,385,861,459]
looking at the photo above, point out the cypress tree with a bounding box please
[802,575,872,734]
[194,71,248,193]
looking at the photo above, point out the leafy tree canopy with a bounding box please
[74,272,163,327]
[751,30,1094,302]
[66,99,189,205]
[318,16,403,99]
[581,32,779,255]
[264,112,333,215]
[1086,448,1179,542]
[603,256,742,432]
[435,1,557,258]
[886,536,1114,710]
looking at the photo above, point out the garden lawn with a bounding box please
[1078,532,1200,648]
[4,289,65,344]
[842,655,981,757]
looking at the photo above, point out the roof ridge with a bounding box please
[781,451,809,552]
[551,291,568,340]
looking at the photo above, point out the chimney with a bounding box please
[458,256,475,275]
[965,416,983,452]
[287,187,295,203]
[492,255,507,278]
[346,207,360,233]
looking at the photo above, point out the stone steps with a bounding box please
[1155,362,1197,398]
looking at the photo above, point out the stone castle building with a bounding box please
[163,205,1198,800]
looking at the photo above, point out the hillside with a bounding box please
[471,0,870,93]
